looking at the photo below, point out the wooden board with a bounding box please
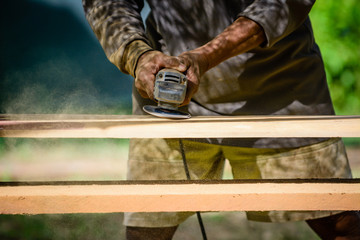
[1,180,359,214]
[1,114,359,138]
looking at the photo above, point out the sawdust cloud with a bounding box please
[0,55,130,182]
[3,57,111,115]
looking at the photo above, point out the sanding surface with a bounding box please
[1,114,359,138]
[1,181,359,214]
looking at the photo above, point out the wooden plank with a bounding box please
[1,114,359,138]
[1,180,359,214]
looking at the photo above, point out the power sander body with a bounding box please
[143,69,191,119]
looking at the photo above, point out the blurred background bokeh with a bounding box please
[0,0,359,239]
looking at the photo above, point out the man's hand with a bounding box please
[177,50,209,106]
[134,51,187,100]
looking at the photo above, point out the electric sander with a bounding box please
[143,68,191,119]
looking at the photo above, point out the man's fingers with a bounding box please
[161,56,187,73]
[137,88,149,99]
[135,72,156,99]
[179,67,199,106]
[185,80,199,104]
[134,78,147,98]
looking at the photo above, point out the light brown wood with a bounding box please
[1,114,359,138]
[1,182,359,214]
[1,114,359,214]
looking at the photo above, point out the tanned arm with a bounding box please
[135,17,265,104]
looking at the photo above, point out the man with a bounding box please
[83,0,360,239]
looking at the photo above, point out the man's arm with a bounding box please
[172,0,316,105]
[82,0,153,76]
[238,0,315,48]
[83,0,186,99]
[176,17,265,105]
[136,16,266,105]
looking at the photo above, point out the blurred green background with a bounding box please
[0,0,359,239]
[310,0,360,116]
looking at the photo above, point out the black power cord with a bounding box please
[179,139,208,240]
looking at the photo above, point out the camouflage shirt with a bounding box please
[83,0,335,148]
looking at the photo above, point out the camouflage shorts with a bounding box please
[124,138,352,227]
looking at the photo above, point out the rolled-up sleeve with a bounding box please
[82,0,152,76]
[238,0,315,47]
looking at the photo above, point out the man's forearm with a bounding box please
[131,17,265,103]
[191,17,265,71]
[110,40,153,78]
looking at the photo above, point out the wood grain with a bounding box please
[1,180,359,214]
[1,114,359,138]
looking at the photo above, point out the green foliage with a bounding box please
[310,0,360,115]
